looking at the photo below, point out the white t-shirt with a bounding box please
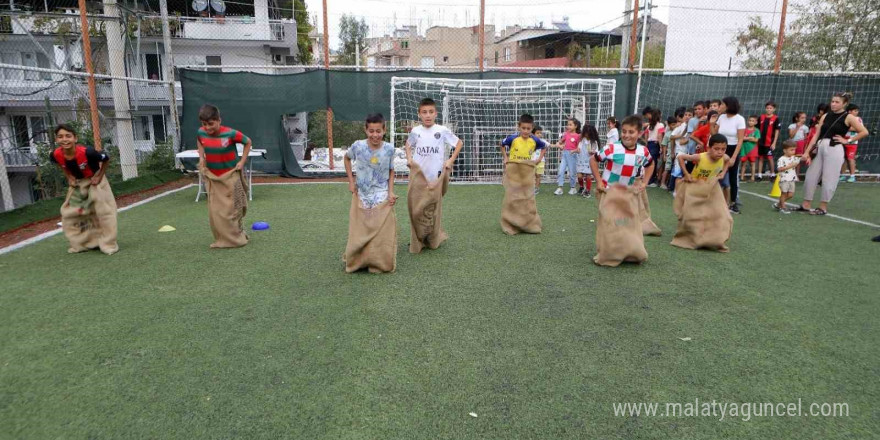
[645,122,665,142]
[407,124,460,182]
[672,123,689,154]
[606,128,619,145]
[716,114,746,145]
[777,156,801,182]
[788,123,809,141]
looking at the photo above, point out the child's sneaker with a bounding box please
[772,203,781,211]
[756,174,763,182]
[583,191,592,198]
[839,175,848,182]
[779,207,791,214]
[534,187,539,195]
[729,204,741,214]
[660,184,668,190]
[554,187,563,195]
[568,188,578,195]
[648,182,658,188]
[847,175,856,183]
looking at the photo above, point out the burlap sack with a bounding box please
[343,195,398,273]
[501,160,542,235]
[593,185,648,267]
[671,180,733,252]
[201,167,249,248]
[60,177,118,255]
[638,190,662,236]
[407,163,450,253]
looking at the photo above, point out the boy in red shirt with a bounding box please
[197,104,253,248]
[757,101,781,181]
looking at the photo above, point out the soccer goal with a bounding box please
[390,77,617,182]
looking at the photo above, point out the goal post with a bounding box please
[390,77,617,182]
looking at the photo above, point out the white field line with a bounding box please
[0,184,196,256]
[739,189,880,229]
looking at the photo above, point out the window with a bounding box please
[206,55,222,73]
[0,52,20,79]
[494,51,499,64]
[29,116,47,144]
[152,113,167,143]
[401,41,409,49]
[420,57,434,69]
[503,47,511,62]
[381,41,392,51]
[145,54,163,80]
[11,116,29,149]
[442,56,448,63]
[545,48,555,58]
[133,116,152,141]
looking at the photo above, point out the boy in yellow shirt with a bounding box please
[676,134,731,183]
[499,114,549,165]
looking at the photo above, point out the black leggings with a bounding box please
[726,144,740,204]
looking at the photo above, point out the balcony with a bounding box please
[138,15,287,41]
[3,150,37,169]
[1,13,288,42]
[0,78,182,107]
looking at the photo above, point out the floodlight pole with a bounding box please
[627,0,639,72]
[77,0,102,151]
[323,0,334,169]
[773,0,788,73]
[633,0,649,113]
[479,0,485,72]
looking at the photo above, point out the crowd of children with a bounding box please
[45,93,870,269]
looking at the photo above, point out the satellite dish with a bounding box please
[191,0,208,12]
[210,0,226,14]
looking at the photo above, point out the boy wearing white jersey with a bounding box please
[405,98,463,184]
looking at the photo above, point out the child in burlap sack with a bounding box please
[589,115,655,266]
[672,133,734,252]
[50,124,118,255]
[342,113,399,273]
[499,113,548,234]
[197,105,252,248]
[404,98,464,253]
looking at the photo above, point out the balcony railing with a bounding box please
[3,150,37,167]
[0,13,288,41]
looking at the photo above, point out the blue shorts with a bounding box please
[720,171,731,188]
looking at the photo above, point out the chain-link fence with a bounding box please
[1,0,878,210]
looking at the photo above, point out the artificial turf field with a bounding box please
[1,181,878,439]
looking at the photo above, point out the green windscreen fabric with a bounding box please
[181,69,878,175]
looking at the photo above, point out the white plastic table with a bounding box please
[176,147,267,201]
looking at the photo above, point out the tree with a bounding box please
[587,43,665,69]
[336,15,368,66]
[734,0,880,71]
[277,0,313,64]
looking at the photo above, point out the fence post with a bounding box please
[628,0,639,72]
[160,0,181,152]
[323,0,334,170]
[104,0,138,179]
[633,0,650,113]
[77,0,102,151]
[774,0,788,73]
[479,0,485,72]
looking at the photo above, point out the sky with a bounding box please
[303,0,671,50]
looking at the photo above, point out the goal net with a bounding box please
[390,77,617,182]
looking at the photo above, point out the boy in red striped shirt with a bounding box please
[196,105,251,175]
[197,105,253,248]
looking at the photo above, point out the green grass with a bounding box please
[1,182,878,439]
[0,170,185,233]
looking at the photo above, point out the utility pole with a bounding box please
[479,0,485,71]
[76,0,102,150]
[322,0,334,169]
[773,0,788,73]
[627,0,639,72]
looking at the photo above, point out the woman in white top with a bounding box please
[716,96,746,213]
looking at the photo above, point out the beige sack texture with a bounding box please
[344,194,398,273]
[407,163,450,253]
[593,185,648,267]
[671,180,733,252]
[500,160,542,235]
[60,177,118,255]
[201,167,249,249]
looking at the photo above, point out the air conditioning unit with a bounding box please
[272,54,284,64]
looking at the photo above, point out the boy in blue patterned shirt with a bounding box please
[344,113,397,208]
